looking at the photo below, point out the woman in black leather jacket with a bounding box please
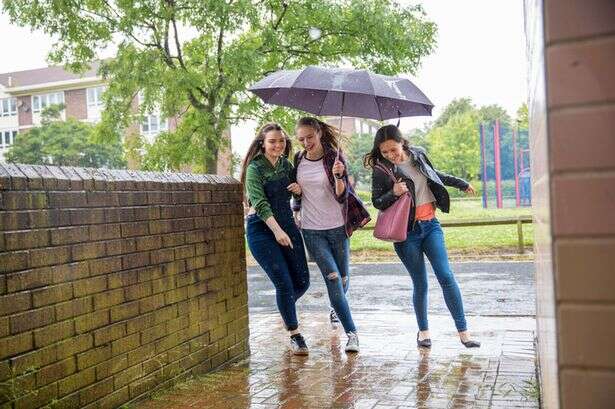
[364,125,480,349]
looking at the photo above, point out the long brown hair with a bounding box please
[240,122,291,189]
[296,117,342,151]
[363,124,411,169]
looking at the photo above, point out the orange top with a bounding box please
[415,202,436,221]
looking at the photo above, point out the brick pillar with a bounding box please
[526,0,615,408]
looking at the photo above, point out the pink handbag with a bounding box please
[373,164,412,242]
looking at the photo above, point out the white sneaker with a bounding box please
[329,309,340,329]
[345,332,359,353]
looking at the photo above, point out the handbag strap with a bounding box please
[375,163,412,205]
[374,163,397,184]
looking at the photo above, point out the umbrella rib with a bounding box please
[317,90,332,117]
[368,73,385,121]
[375,97,385,121]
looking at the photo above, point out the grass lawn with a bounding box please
[350,198,533,253]
[245,198,534,264]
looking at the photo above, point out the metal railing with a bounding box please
[362,215,533,254]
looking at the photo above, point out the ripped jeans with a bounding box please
[302,226,356,333]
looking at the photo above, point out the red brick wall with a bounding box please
[17,96,32,127]
[546,1,615,407]
[0,164,249,408]
[65,89,87,120]
[527,0,615,408]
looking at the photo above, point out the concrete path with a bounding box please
[135,261,539,409]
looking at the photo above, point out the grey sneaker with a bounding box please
[345,332,359,353]
[290,334,309,356]
[329,309,341,329]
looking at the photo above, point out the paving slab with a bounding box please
[135,261,539,408]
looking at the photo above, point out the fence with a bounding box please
[480,121,531,208]
[363,215,533,254]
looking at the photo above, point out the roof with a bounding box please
[0,61,101,88]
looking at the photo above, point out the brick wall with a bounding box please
[16,97,32,128]
[0,163,249,409]
[527,0,615,408]
[64,89,87,121]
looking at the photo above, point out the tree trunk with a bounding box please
[204,149,219,174]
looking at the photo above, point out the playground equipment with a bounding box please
[479,120,531,208]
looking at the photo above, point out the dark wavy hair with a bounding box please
[363,124,411,169]
[295,116,342,151]
[239,122,291,190]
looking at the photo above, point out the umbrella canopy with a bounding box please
[248,66,433,121]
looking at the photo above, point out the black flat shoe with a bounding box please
[416,331,432,349]
[461,339,481,348]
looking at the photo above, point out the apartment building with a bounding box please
[0,63,231,174]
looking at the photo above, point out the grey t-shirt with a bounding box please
[398,159,436,206]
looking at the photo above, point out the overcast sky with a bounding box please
[0,0,527,158]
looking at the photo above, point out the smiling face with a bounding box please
[379,139,407,164]
[295,125,322,153]
[262,130,286,159]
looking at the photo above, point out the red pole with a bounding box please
[513,127,520,207]
[493,120,503,208]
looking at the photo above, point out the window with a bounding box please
[87,86,105,107]
[0,130,17,149]
[0,98,17,117]
[141,114,168,137]
[32,92,64,113]
[138,92,167,138]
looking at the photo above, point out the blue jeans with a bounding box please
[393,219,467,332]
[302,226,356,333]
[247,214,310,331]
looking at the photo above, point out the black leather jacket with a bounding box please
[371,146,469,226]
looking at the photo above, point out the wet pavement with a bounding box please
[248,262,536,317]
[135,262,539,409]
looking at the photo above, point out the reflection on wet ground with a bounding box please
[136,311,538,408]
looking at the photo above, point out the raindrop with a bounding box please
[309,27,322,40]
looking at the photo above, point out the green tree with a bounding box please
[516,103,528,129]
[433,97,475,127]
[427,110,480,180]
[406,123,433,152]
[478,104,512,127]
[5,105,126,168]
[345,132,374,189]
[4,0,437,172]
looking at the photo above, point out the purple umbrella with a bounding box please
[248,66,433,121]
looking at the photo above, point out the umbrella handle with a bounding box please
[337,92,345,163]
[396,109,401,127]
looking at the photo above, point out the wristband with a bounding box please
[334,174,343,180]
